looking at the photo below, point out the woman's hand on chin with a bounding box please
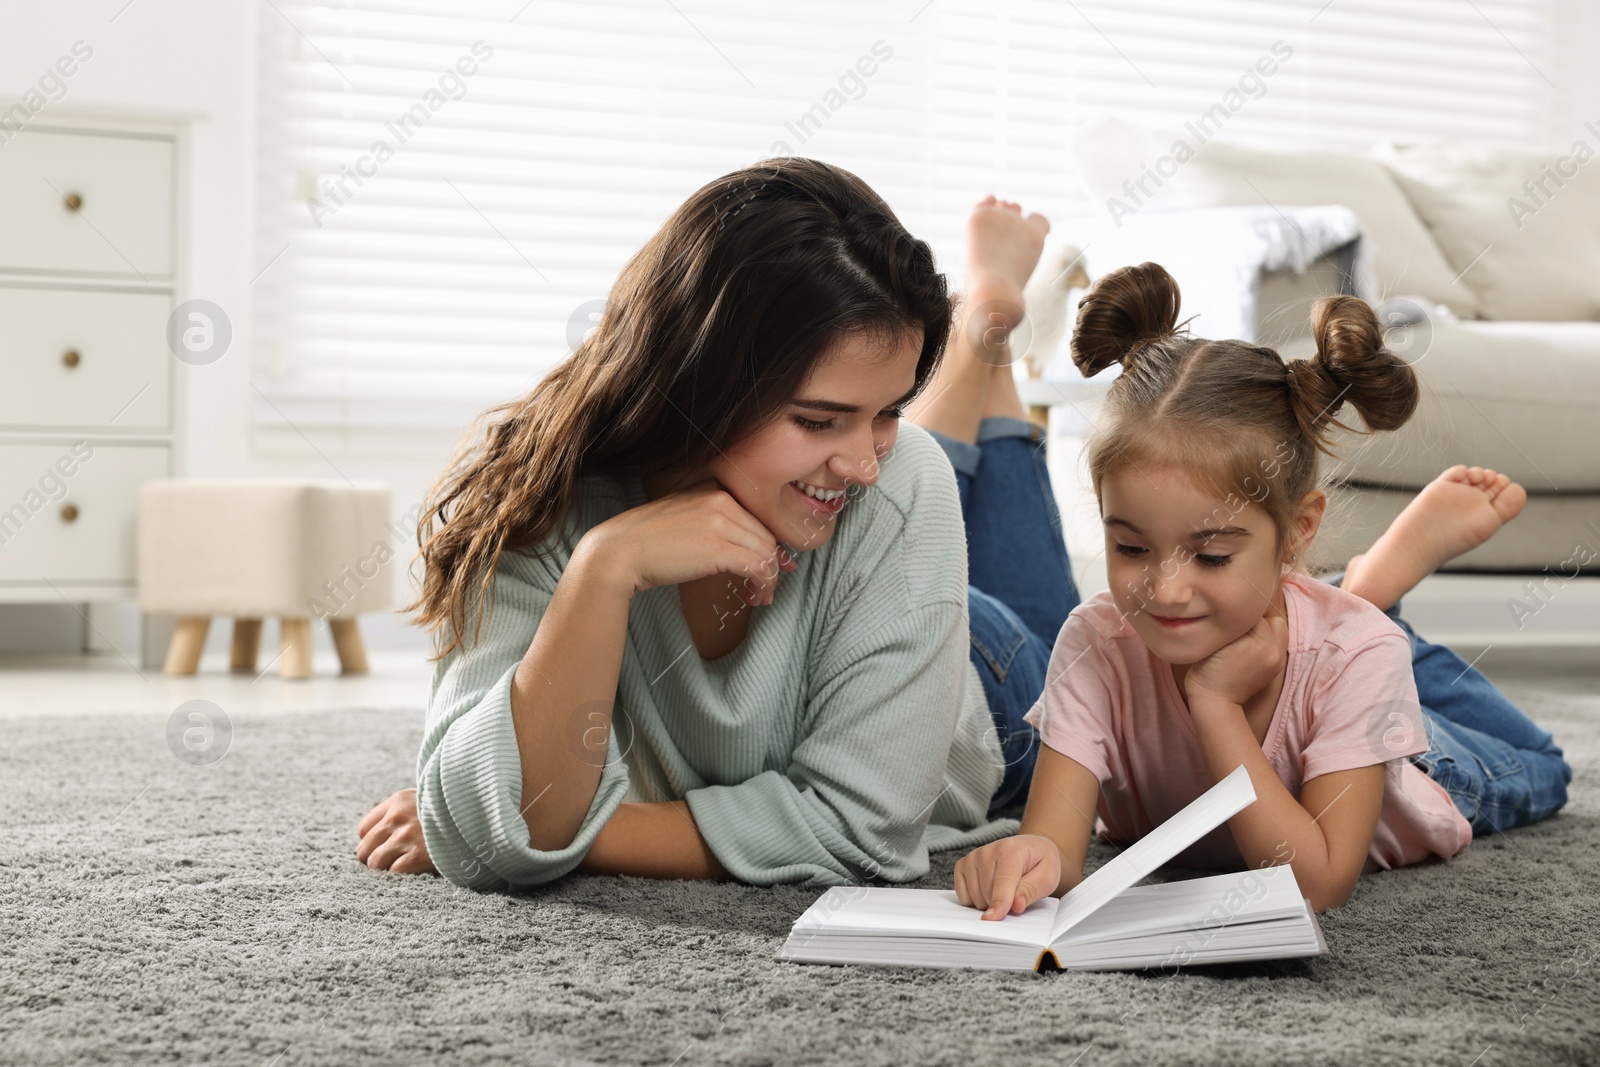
[356,788,439,875]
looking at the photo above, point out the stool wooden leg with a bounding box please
[163,615,210,675]
[230,617,262,672]
[279,618,313,680]
[329,616,369,674]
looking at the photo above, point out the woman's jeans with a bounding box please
[930,417,1573,832]
[927,417,1077,816]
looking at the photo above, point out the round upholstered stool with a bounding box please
[137,479,396,679]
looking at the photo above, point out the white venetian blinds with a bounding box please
[251,0,1080,454]
[253,0,1570,454]
[1060,0,1567,152]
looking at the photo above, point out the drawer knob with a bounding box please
[62,349,81,368]
[64,192,83,212]
[61,504,79,523]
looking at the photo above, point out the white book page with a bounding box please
[789,886,1055,948]
[1059,865,1306,946]
[1048,764,1258,946]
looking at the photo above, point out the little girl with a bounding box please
[954,261,1573,919]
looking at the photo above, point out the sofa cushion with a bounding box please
[1374,140,1600,322]
[1322,318,1600,493]
[1073,117,1481,318]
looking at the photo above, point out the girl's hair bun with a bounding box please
[1070,261,1183,377]
[1287,295,1420,442]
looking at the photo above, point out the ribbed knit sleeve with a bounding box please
[414,549,632,891]
[684,597,969,886]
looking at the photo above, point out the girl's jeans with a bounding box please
[929,417,1573,832]
[1324,573,1572,837]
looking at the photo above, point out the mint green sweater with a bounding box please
[415,423,1022,890]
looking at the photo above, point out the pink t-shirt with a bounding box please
[1021,573,1472,873]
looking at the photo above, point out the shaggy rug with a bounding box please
[2,647,1596,1066]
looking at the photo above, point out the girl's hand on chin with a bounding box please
[1183,611,1288,708]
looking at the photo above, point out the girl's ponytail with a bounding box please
[1070,261,1183,377]
[1286,295,1420,455]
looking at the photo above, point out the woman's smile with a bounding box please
[788,478,848,514]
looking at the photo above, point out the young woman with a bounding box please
[355,159,1074,886]
[951,262,1573,920]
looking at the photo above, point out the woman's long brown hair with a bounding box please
[404,157,953,661]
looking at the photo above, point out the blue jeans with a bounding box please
[1326,573,1572,837]
[927,417,1080,816]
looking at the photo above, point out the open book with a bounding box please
[776,765,1328,972]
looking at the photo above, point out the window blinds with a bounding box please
[1061,0,1565,151]
[253,0,1566,454]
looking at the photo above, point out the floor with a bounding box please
[0,646,434,722]
[1,644,1596,1065]
[0,639,1579,720]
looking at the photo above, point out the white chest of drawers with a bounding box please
[0,111,189,642]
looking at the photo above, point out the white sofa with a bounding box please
[1055,117,1600,577]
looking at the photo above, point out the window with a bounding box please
[253,0,1569,455]
[1061,0,1566,152]
[252,0,1076,455]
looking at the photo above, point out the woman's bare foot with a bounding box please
[964,196,1052,345]
[908,197,1049,441]
[1342,465,1528,611]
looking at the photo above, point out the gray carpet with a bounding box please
[3,647,1597,1066]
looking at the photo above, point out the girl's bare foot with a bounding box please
[908,197,1049,441]
[1341,465,1528,611]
